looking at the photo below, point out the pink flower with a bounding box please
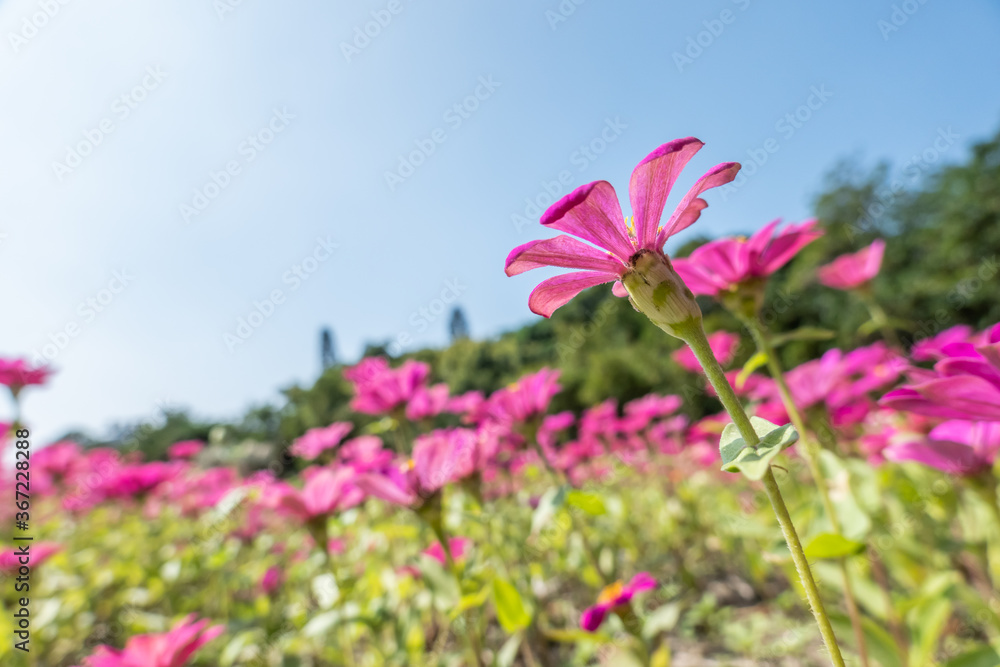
[356,428,480,507]
[881,323,1000,421]
[580,573,656,632]
[0,357,52,394]
[911,325,974,362]
[101,462,185,499]
[0,542,62,572]
[263,467,364,521]
[884,420,1000,476]
[481,368,562,425]
[344,358,430,415]
[406,383,450,420]
[166,440,204,461]
[337,435,393,473]
[422,537,471,565]
[672,331,739,372]
[260,566,283,595]
[290,422,353,461]
[817,239,886,290]
[672,219,822,297]
[76,614,223,667]
[506,138,739,317]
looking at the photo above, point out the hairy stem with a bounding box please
[744,317,871,666]
[677,320,846,667]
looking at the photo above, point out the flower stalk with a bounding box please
[676,319,847,667]
[743,316,871,666]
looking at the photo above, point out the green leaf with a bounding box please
[566,490,607,516]
[735,351,768,388]
[450,585,491,620]
[530,486,568,535]
[770,327,836,347]
[495,634,522,667]
[492,578,531,633]
[941,646,1000,667]
[803,533,865,559]
[719,417,799,481]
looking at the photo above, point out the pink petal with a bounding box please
[580,604,610,632]
[505,235,626,277]
[627,571,657,593]
[612,281,628,298]
[527,271,619,318]
[355,473,417,507]
[885,440,989,476]
[629,138,704,250]
[656,162,741,247]
[541,181,634,260]
[672,258,725,296]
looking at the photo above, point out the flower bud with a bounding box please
[622,251,702,339]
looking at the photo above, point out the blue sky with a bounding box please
[1,0,999,444]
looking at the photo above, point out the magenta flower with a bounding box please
[817,239,886,291]
[506,138,739,317]
[263,466,364,521]
[405,383,450,420]
[344,357,430,415]
[672,219,822,299]
[76,614,223,667]
[0,542,62,572]
[260,566,284,595]
[101,462,185,499]
[884,420,1000,476]
[672,331,739,373]
[881,323,1000,421]
[422,537,471,565]
[290,422,353,461]
[337,435,393,473]
[166,440,204,461]
[481,368,562,425]
[356,428,480,507]
[911,325,974,362]
[580,572,657,632]
[0,357,52,395]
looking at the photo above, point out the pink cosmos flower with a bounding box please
[263,467,364,521]
[672,331,740,372]
[672,219,822,297]
[406,383,451,420]
[0,357,52,394]
[580,572,657,632]
[0,542,62,572]
[505,138,740,317]
[881,323,1000,421]
[356,428,479,507]
[911,325,974,362]
[166,440,204,461]
[260,566,283,595]
[76,614,224,667]
[344,358,430,415]
[290,422,353,461]
[817,239,886,291]
[337,435,393,473]
[884,420,1000,476]
[480,368,562,425]
[101,462,185,499]
[422,537,471,565]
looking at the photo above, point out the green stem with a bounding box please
[744,317,871,667]
[678,320,846,667]
[428,519,484,667]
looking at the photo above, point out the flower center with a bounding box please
[625,216,636,239]
[597,580,624,605]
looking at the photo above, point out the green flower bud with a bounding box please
[622,251,702,340]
